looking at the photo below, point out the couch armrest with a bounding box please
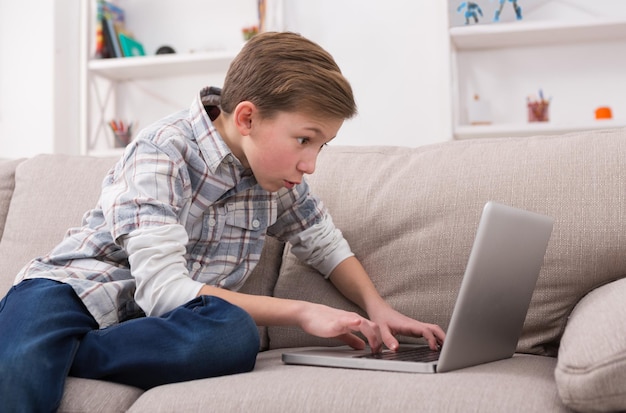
[555,277,626,412]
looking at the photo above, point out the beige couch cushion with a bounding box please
[0,158,25,242]
[269,128,626,355]
[239,236,284,350]
[128,350,568,413]
[555,277,626,412]
[0,154,118,296]
[60,377,143,413]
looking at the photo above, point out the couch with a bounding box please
[1,127,625,412]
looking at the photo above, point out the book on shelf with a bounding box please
[96,1,145,59]
[102,15,122,58]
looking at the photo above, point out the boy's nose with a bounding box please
[297,154,317,175]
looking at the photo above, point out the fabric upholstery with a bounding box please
[555,277,626,412]
[0,155,118,296]
[127,349,568,413]
[270,128,626,356]
[59,377,143,413]
[239,236,285,350]
[0,158,24,243]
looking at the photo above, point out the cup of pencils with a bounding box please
[109,120,133,148]
[527,90,550,122]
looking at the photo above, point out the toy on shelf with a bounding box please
[595,106,613,120]
[457,2,484,25]
[493,0,522,22]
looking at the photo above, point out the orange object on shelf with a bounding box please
[595,106,613,120]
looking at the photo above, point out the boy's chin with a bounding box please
[257,180,283,193]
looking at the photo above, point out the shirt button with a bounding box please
[252,219,260,228]
[225,155,234,163]
[208,218,217,227]
[192,262,201,271]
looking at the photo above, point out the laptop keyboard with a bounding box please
[358,346,441,363]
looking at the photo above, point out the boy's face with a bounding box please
[241,110,343,192]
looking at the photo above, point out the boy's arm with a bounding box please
[328,256,446,351]
[196,284,384,352]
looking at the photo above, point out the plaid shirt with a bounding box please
[16,87,352,328]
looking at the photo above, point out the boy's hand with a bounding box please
[368,303,446,351]
[296,302,384,353]
[328,256,446,352]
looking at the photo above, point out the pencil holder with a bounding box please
[527,100,550,122]
[113,131,132,148]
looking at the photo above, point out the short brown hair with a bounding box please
[220,32,357,120]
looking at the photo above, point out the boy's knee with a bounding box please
[181,295,260,374]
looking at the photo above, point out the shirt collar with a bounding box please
[191,86,243,174]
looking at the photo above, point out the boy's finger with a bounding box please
[381,326,399,351]
[338,333,366,350]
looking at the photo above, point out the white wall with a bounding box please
[0,0,55,158]
[0,0,81,159]
[284,1,452,147]
[0,0,452,159]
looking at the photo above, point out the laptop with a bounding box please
[282,201,554,373]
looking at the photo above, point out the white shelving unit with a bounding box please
[79,1,256,156]
[81,52,239,156]
[87,51,239,81]
[449,7,626,140]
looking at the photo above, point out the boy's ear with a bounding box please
[233,101,256,136]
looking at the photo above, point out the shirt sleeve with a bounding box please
[100,141,186,242]
[269,180,354,277]
[287,213,354,277]
[122,224,205,317]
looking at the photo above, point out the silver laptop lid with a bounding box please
[281,202,554,374]
[436,201,554,372]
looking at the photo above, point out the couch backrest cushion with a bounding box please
[0,154,119,296]
[0,159,25,243]
[268,128,626,355]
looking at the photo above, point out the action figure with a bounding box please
[457,2,483,25]
[494,0,522,22]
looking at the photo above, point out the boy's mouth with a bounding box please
[284,180,299,189]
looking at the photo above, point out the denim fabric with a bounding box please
[0,279,98,412]
[70,293,260,389]
[0,278,259,412]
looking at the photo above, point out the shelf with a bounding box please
[454,119,626,140]
[450,19,626,50]
[88,49,241,81]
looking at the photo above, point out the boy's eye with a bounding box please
[297,137,310,145]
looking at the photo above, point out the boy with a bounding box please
[0,32,445,411]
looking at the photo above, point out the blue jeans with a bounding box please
[0,278,259,413]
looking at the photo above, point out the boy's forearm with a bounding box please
[197,284,305,327]
[328,256,389,316]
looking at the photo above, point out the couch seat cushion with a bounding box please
[127,349,567,412]
[59,377,143,413]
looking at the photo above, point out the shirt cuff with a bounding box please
[288,214,354,278]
